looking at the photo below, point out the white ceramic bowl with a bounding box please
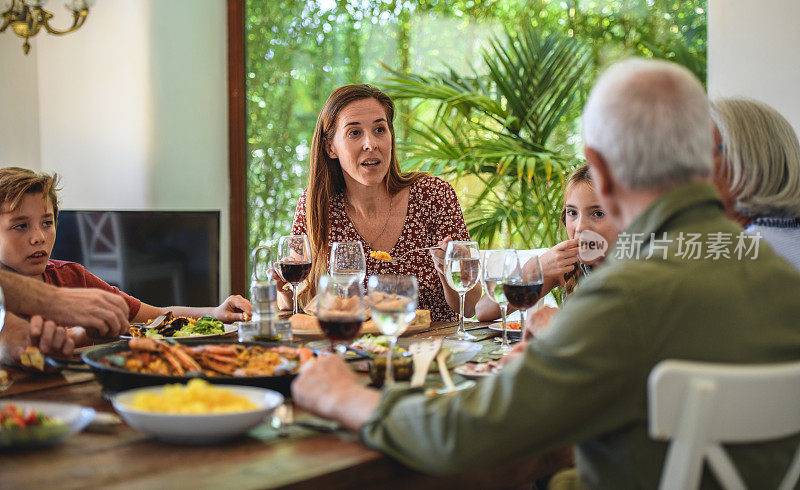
[0,401,95,449]
[112,384,283,444]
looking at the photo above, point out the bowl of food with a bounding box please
[112,379,283,444]
[367,355,414,387]
[0,401,95,449]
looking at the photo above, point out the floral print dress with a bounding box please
[291,175,470,322]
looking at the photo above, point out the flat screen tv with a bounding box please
[51,210,220,307]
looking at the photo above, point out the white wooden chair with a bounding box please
[648,359,800,490]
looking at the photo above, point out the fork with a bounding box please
[271,401,293,437]
[270,400,341,435]
[409,338,443,387]
[383,246,440,265]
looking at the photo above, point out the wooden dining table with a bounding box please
[0,321,573,489]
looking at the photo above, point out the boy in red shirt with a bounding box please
[0,167,251,359]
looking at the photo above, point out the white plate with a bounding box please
[454,362,503,380]
[112,384,283,444]
[487,322,522,335]
[0,401,95,449]
[121,323,238,340]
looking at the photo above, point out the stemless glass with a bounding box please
[367,275,418,386]
[482,250,513,354]
[444,240,481,341]
[503,251,544,341]
[329,241,366,287]
[277,234,312,315]
[316,274,366,353]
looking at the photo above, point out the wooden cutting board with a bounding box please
[291,310,432,338]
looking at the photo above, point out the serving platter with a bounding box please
[48,340,304,396]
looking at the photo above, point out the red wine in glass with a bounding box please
[279,260,312,285]
[318,317,363,343]
[502,282,543,310]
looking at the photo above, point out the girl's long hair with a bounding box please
[560,164,593,297]
[303,84,425,302]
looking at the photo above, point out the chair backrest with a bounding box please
[75,211,125,268]
[648,359,800,490]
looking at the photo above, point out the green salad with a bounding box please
[175,316,224,337]
[143,316,225,338]
[350,334,407,355]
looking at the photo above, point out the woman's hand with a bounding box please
[212,295,252,322]
[429,236,453,276]
[537,239,580,286]
[272,262,295,311]
[27,316,75,360]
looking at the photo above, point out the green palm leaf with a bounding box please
[382,23,591,249]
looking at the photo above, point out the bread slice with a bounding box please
[291,309,431,336]
[20,346,45,371]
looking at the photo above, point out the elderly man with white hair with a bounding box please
[291,58,800,488]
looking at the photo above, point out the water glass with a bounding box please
[482,250,513,354]
[329,241,366,287]
[444,241,480,341]
[367,275,418,385]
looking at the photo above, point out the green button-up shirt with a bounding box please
[361,183,800,488]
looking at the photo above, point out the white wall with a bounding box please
[0,36,41,169]
[0,0,230,300]
[708,0,800,136]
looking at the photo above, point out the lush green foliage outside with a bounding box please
[244,0,707,261]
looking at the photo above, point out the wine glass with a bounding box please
[316,274,366,353]
[503,251,544,341]
[482,250,513,354]
[277,234,312,315]
[329,241,366,287]
[444,240,480,341]
[367,275,418,386]
[0,285,5,339]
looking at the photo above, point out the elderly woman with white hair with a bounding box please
[710,99,800,271]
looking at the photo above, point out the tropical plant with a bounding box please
[381,24,592,249]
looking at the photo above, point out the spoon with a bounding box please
[409,338,443,387]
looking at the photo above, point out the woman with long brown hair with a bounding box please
[274,84,481,322]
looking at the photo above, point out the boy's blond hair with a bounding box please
[0,167,60,219]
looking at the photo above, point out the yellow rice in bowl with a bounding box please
[129,379,258,414]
